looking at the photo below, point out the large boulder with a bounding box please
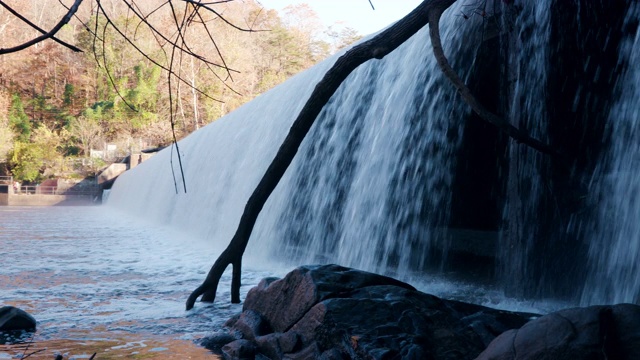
[0,306,36,332]
[241,264,417,333]
[476,304,640,360]
[204,264,532,359]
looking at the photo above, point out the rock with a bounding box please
[221,339,256,360]
[234,310,272,341]
[0,306,36,332]
[200,332,240,355]
[285,285,503,359]
[208,264,640,359]
[476,304,640,360]
[213,264,532,359]
[242,264,416,333]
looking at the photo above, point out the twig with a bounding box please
[0,0,83,54]
[19,348,45,359]
[0,1,82,52]
[181,0,263,32]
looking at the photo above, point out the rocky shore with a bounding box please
[202,264,640,360]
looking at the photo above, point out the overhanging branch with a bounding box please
[186,0,459,311]
[427,7,559,156]
[0,0,83,54]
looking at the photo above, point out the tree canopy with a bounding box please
[0,0,361,181]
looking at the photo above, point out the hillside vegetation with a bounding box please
[0,0,360,182]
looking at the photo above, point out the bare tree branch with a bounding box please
[181,0,265,32]
[427,8,559,155]
[186,0,461,310]
[82,0,224,104]
[0,0,83,54]
[185,0,561,310]
[122,0,238,71]
[0,0,82,52]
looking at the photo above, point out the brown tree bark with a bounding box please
[186,0,556,310]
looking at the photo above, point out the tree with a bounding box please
[68,115,102,156]
[9,125,66,181]
[185,0,556,310]
[0,91,14,164]
[8,94,30,141]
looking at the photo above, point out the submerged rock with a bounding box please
[0,306,36,332]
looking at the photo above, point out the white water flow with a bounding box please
[500,0,551,292]
[106,1,640,307]
[108,3,481,279]
[583,3,640,305]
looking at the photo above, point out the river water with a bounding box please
[1,206,572,359]
[0,206,284,359]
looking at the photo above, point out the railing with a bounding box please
[0,176,13,184]
[14,185,100,196]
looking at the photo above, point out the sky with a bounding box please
[257,0,423,36]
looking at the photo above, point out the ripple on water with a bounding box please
[0,206,283,358]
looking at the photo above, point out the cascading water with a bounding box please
[498,0,640,302]
[582,3,640,305]
[107,2,482,279]
[106,0,640,305]
[500,0,552,298]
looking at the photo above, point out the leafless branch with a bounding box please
[427,8,558,155]
[0,0,82,53]
[181,0,263,32]
[81,0,224,103]
[0,0,83,54]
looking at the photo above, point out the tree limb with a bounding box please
[186,0,458,310]
[0,0,82,53]
[427,7,558,155]
[186,0,560,310]
[0,0,83,54]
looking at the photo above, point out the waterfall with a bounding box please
[582,3,640,305]
[106,0,640,304]
[107,2,481,277]
[500,0,552,298]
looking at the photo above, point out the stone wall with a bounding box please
[4,194,98,206]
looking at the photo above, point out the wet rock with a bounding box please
[233,310,272,341]
[221,339,256,360]
[200,332,240,355]
[207,265,640,359]
[242,264,416,333]
[0,306,36,332]
[476,304,640,360]
[211,264,532,359]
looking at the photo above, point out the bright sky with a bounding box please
[257,0,423,36]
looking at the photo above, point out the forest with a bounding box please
[0,0,360,183]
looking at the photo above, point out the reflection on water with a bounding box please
[0,335,217,359]
[0,206,571,359]
[0,206,279,359]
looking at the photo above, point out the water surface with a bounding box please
[0,206,280,359]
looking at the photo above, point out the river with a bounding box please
[0,205,569,359]
[0,206,282,359]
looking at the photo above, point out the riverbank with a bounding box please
[0,193,99,206]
